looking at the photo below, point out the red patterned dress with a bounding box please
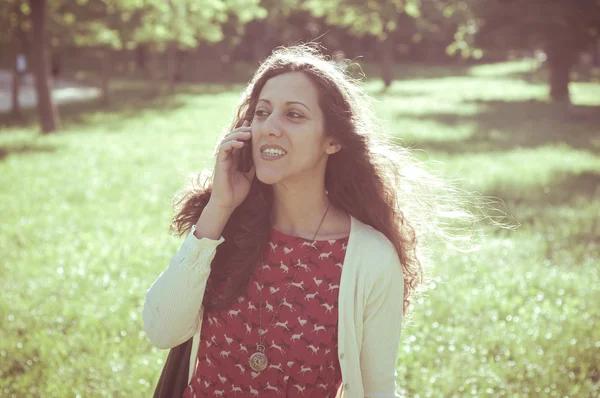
[182,227,348,397]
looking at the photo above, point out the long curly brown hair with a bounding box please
[171,45,493,315]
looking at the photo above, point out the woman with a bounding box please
[143,45,480,397]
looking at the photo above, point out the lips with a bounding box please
[260,144,287,155]
[259,144,287,160]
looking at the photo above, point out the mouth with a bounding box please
[259,145,287,160]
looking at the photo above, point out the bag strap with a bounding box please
[153,338,192,398]
[188,330,201,384]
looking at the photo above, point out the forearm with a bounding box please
[361,250,404,397]
[142,225,225,349]
[193,201,234,240]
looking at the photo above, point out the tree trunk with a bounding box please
[30,0,60,133]
[380,36,394,90]
[249,20,276,62]
[135,44,147,71]
[51,52,61,78]
[148,54,162,97]
[166,42,177,93]
[166,0,177,91]
[11,55,22,119]
[546,41,575,103]
[99,49,111,105]
[10,1,24,120]
[250,22,266,62]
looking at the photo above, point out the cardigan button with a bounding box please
[339,353,345,360]
[344,383,350,391]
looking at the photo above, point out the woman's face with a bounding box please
[251,72,339,186]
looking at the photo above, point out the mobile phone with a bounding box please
[237,119,253,173]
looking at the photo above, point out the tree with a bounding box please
[48,0,266,98]
[242,0,300,61]
[450,0,600,102]
[0,0,31,120]
[30,0,60,133]
[128,0,265,88]
[50,0,124,103]
[304,0,423,89]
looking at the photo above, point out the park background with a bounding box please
[1,0,599,397]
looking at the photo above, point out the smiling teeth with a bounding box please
[263,149,286,156]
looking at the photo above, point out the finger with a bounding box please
[234,119,251,130]
[224,129,251,141]
[218,139,245,159]
[220,136,251,152]
[222,131,252,143]
[221,139,246,150]
[227,120,252,135]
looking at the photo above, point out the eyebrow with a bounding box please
[258,99,311,111]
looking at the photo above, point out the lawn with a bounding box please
[1,60,599,397]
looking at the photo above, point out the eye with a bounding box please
[287,111,305,119]
[254,109,269,117]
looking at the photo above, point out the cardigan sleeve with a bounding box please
[360,248,405,397]
[142,225,225,349]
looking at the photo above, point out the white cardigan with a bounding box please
[143,215,404,398]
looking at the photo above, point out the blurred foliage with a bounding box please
[0,0,267,53]
[450,0,600,57]
[0,0,29,54]
[46,0,266,51]
[1,1,598,65]
[443,0,600,101]
[3,0,598,103]
[304,0,422,39]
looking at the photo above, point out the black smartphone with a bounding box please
[237,119,253,173]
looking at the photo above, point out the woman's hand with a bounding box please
[209,120,255,211]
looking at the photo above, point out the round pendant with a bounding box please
[248,351,268,372]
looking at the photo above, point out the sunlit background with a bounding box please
[1,0,599,397]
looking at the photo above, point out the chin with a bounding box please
[254,156,289,185]
[255,168,284,185]
[256,163,284,185]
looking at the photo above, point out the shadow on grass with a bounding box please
[0,82,242,132]
[354,62,472,85]
[0,141,61,162]
[393,100,600,155]
[488,171,600,251]
[488,171,600,206]
[503,66,600,85]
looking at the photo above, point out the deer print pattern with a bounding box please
[182,228,348,397]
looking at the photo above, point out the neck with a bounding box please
[271,178,330,239]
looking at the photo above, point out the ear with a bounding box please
[325,138,342,155]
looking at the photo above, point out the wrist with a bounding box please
[205,201,235,218]
[194,201,234,240]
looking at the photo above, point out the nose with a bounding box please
[260,112,283,137]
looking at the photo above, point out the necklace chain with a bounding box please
[256,201,331,351]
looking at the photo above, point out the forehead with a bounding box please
[259,72,320,105]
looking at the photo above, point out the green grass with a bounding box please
[1,60,599,397]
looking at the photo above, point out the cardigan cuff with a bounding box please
[172,225,225,273]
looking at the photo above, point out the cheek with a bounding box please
[291,140,325,167]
